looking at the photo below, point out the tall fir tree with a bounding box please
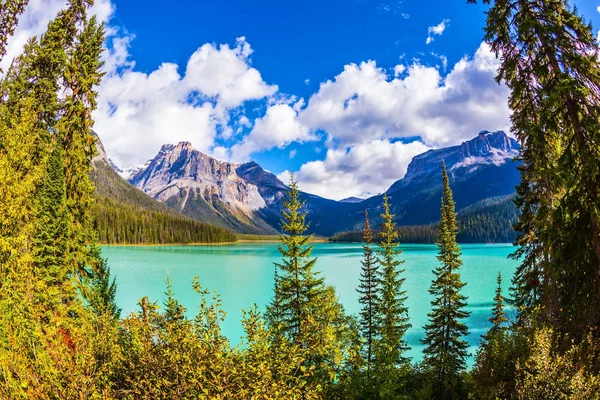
[373,193,411,396]
[488,272,508,337]
[357,210,380,373]
[469,0,600,345]
[267,174,325,342]
[32,142,71,316]
[267,174,353,387]
[421,163,470,399]
[471,272,518,400]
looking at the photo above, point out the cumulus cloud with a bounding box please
[94,36,278,165]
[298,42,510,149]
[183,37,277,109]
[278,139,430,200]
[230,103,314,162]
[281,42,509,198]
[426,19,449,44]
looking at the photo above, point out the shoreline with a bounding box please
[100,239,513,247]
[100,238,330,247]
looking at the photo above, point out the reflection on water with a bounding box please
[102,242,518,364]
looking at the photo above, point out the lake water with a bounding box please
[102,242,517,364]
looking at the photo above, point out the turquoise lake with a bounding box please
[102,243,517,363]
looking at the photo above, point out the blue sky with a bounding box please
[8,0,598,199]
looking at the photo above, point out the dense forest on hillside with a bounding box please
[331,196,518,244]
[93,197,237,244]
[1,0,600,399]
[92,151,237,244]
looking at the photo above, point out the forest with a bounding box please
[0,0,600,399]
[330,195,519,244]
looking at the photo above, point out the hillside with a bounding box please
[91,137,237,244]
[330,194,519,244]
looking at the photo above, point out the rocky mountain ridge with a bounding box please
[107,130,521,237]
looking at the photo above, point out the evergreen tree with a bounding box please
[421,163,470,399]
[88,243,120,320]
[32,142,69,298]
[0,1,29,66]
[488,272,508,337]
[268,174,325,342]
[469,0,600,345]
[267,174,352,388]
[471,273,522,400]
[373,193,411,396]
[357,210,380,372]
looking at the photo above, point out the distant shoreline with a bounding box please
[100,239,513,247]
[100,237,329,246]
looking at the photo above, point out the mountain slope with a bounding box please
[114,130,521,241]
[312,130,521,236]
[128,143,342,234]
[330,194,519,244]
[91,136,237,244]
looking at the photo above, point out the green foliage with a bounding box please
[471,0,600,345]
[421,164,470,399]
[2,0,600,398]
[470,273,527,400]
[91,157,237,244]
[267,175,358,389]
[372,193,411,397]
[329,195,519,244]
[357,210,379,373]
[515,328,600,400]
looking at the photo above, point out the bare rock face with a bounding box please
[393,130,520,190]
[130,142,267,216]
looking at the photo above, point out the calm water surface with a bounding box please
[102,243,517,363]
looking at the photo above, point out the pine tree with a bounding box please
[469,0,600,345]
[0,1,29,67]
[421,163,470,399]
[471,273,519,400]
[88,243,120,320]
[357,210,379,372]
[268,174,325,343]
[488,272,508,337]
[267,174,351,387]
[373,193,411,396]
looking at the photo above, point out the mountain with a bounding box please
[112,130,520,240]
[339,197,364,204]
[311,130,521,236]
[108,158,147,180]
[126,142,344,234]
[330,194,519,244]
[129,143,280,234]
[91,135,237,244]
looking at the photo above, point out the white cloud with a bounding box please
[289,149,297,159]
[183,37,277,109]
[393,64,406,76]
[278,139,430,200]
[230,103,314,162]
[94,36,278,165]
[426,19,449,44]
[304,78,310,84]
[298,42,510,149]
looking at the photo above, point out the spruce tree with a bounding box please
[488,272,508,337]
[421,163,470,399]
[268,174,325,342]
[267,174,352,387]
[471,272,517,400]
[373,193,411,396]
[469,0,600,345]
[357,210,379,372]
